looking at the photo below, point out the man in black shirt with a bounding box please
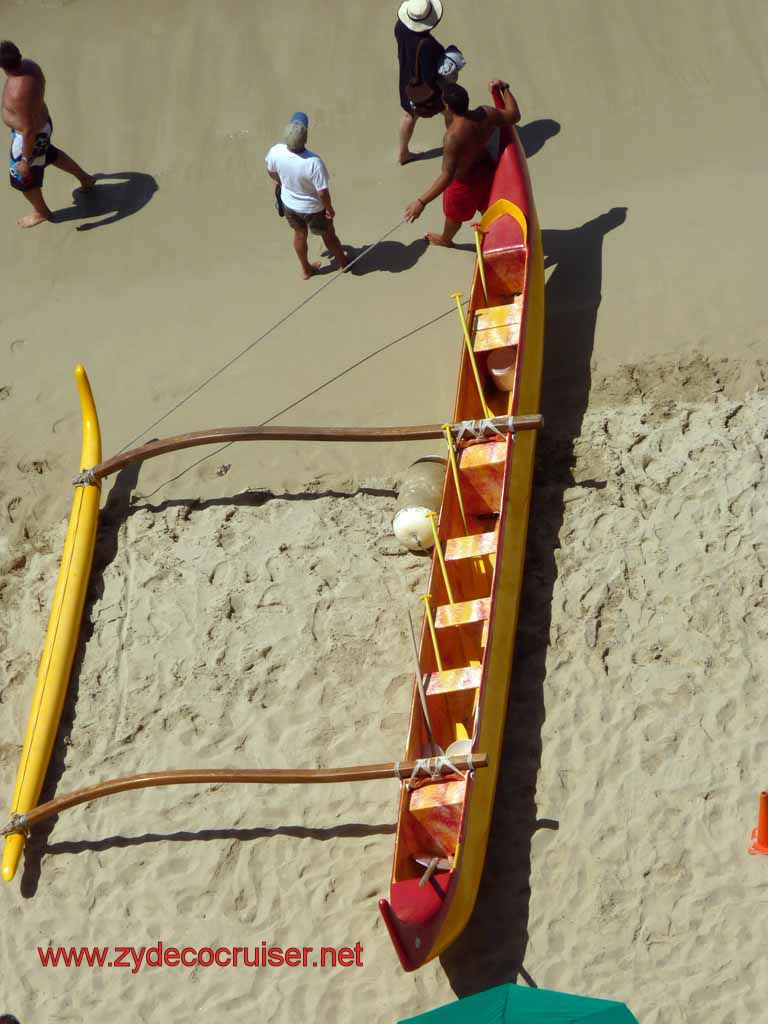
[395,0,444,164]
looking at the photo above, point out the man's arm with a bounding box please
[14,79,43,160]
[404,133,460,222]
[265,147,280,186]
[318,188,335,220]
[485,79,521,126]
[421,37,445,85]
[310,158,335,219]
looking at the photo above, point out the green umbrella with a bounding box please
[398,982,639,1023]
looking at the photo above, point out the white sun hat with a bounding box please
[398,0,443,33]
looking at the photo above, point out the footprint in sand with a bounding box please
[10,339,24,353]
[52,414,76,434]
[6,496,22,523]
[0,385,10,400]
[16,458,50,475]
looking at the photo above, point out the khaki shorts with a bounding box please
[285,207,328,235]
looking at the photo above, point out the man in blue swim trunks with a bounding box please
[1,40,94,228]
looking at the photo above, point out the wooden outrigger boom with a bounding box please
[79,415,542,484]
[0,754,488,838]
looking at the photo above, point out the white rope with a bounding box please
[453,416,515,443]
[117,219,408,455]
[72,468,98,487]
[1,812,29,838]
[405,754,476,791]
[430,754,461,780]
[482,416,509,440]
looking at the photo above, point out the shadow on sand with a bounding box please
[43,821,395,860]
[517,119,561,160]
[404,145,444,164]
[347,238,429,275]
[52,171,158,231]
[440,206,628,994]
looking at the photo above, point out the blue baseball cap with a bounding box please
[290,111,309,128]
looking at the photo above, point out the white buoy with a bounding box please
[393,457,447,551]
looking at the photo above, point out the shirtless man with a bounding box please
[404,79,521,246]
[1,40,94,228]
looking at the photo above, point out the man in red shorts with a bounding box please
[404,79,521,247]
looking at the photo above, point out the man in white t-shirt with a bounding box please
[265,112,348,279]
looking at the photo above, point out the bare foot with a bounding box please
[302,261,321,280]
[18,211,50,229]
[425,232,454,248]
[78,174,96,192]
[338,254,350,272]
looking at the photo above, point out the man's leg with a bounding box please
[399,111,418,165]
[426,217,462,248]
[292,225,320,279]
[17,187,52,229]
[51,149,95,191]
[321,225,349,271]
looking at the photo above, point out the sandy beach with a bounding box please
[2,2,768,1021]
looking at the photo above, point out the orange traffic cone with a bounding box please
[748,791,768,856]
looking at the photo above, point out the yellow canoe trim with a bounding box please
[474,198,529,310]
[2,366,101,882]
[475,198,528,246]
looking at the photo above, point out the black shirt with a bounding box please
[395,20,445,111]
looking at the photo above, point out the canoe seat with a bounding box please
[424,665,482,696]
[435,597,491,630]
[408,779,465,857]
[425,667,480,752]
[472,298,522,352]
[458,440,507,514]
[444,531,497,561]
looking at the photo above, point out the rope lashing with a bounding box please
[0,813,29,838]
[405,753,476,791]
[453,417,514,443]
[71,468,98,487]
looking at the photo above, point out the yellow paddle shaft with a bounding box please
[451,293,491,419]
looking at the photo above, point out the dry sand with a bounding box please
[2,1,768,1021]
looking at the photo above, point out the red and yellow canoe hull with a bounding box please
[380,123,545,969]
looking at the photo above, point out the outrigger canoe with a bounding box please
[379,113,545,969]
[2,102,542,935]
